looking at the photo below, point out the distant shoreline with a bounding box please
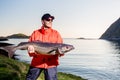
[77,37,98,40]
[0,33,29,41]
[0,33,100,41]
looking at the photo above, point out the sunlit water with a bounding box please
[3,38,120,80]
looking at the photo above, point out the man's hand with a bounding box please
[28,45,35,53]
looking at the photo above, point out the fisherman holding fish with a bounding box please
[26,13,63,80]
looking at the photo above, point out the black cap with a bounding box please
[41,13,54,20]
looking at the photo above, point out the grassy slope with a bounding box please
[0,55,86,80]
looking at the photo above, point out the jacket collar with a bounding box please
[40,26,52,34]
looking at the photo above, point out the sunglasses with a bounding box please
[45,18,53,22]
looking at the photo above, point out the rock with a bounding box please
[0,37,8,41]
[0,49,9,57]
[0,42,15,59]
[0,42,13,47]
[0,49,16,59]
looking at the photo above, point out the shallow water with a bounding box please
[3,38,120,80]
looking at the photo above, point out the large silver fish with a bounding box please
[0,41,74,58]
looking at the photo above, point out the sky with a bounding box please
[0,0,120,38]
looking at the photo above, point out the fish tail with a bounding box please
[0,46,16,58]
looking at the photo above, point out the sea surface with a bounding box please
[2,38,120,80]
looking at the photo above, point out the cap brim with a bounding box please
[50,16,54,20]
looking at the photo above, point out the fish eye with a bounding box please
[66,46,69,49]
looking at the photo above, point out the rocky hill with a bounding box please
[6,33,29,39]
[0,33,29,41]
[100,18,120,40]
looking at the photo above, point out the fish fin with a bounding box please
[47,48,63,55]
[47,49,57,55]
[0,46,16,58]
[56,48,62,54]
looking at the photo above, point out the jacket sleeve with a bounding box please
[56,31,64,57]
[28,31,36,57]
[56,31,63,43]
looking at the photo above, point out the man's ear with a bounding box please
[41,20,44,25]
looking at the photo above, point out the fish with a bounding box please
[0,41,75,58]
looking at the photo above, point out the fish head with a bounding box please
[57,44,75,54]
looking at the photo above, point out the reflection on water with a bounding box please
[2,38,120,80]
[59,39,120,80]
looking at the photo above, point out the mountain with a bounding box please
[100,18,120,40]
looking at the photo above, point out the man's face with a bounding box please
[42,17,53,28]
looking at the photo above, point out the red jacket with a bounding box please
[29,26,63,68]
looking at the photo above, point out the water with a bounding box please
[2,38,120,80]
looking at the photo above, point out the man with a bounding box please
[26,13,63,80]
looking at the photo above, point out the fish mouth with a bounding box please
[64,46,75,53]
[72,46,75,50]
[70,45,75,50]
